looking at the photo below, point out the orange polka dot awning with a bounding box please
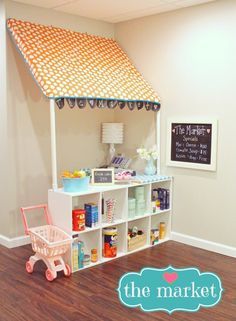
[7,18,161,111]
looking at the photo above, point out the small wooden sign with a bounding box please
[167,119,218,171]
[91,168,114,185]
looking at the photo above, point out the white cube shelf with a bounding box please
[48,176,172,272]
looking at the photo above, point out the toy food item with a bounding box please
[73,170,81,177]
[61,170,87,178]
[91,249,98,263]
[159,222,166,239]
[72,209,85,231]
[151,228,159,245]
[61,171,73,178]
[78,241,85,269]
[83,254,91,266]
[103,227,117,258]
[115,171,132,180]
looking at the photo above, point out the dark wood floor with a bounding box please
[0,241,235,321]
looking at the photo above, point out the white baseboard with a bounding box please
[1,231,235,258]
[171,231,236,258]
[0,234,30,248]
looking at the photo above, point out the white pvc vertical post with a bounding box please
[50,99,58,190]
[156,111,161,175]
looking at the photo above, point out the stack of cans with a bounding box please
[105,198,117,223]
[128,198,136,218]
[84,203,99,228]
[135,186,146,216]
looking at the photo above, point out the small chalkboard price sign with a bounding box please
[167,119,217,171]
[91,168,114,185]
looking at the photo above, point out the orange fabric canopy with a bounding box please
[7,18,160,107]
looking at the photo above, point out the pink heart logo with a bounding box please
[163,272,178,284]
[207,129,211,134]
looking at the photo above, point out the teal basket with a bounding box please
[62,176,90,193]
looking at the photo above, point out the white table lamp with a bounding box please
[102,123,124,164]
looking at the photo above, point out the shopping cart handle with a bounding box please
[20,204,52,235]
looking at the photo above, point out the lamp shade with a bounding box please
[102,123,124,144]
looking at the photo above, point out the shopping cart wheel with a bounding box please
[64,264,71,277]
[45,269,55,282]
[26,261,33,274]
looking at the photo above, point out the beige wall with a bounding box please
[1,0,115,237]
[115,109,156,171]
[115,0,236,247]
[0,0,10,235]
[6,0,114,37]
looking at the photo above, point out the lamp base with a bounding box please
[108,143,115,165]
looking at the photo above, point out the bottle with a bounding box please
[91,248,98,263]
[72,238,79,271]
[159,222,166,239]
[102,194,104,216]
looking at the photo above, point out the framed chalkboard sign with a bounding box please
[167,119,218,171]
[91,168,114,185]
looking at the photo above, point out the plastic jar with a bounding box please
[91,248,98,263]
[103,227,117,258]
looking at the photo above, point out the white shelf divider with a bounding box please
[101,219,126,228]
[151,208,171,216]
[128,212,150,222]
[72,225,100,235]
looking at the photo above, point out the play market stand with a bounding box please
[7,18,172,273]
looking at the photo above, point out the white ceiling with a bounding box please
[13,0,216,23]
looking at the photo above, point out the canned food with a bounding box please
[103,227,117,258]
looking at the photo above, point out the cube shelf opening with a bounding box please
[72,229,101,271]
[128,184,151,217]
[150,212,171,245]
[102,189,127,224]
[102,222,127,259]
[128,216,149,252]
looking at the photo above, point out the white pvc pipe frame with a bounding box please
[49,99,161,190]
[156,111,161,175]
[50,99,58,190]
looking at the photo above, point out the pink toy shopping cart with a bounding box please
[21,204,72,281]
